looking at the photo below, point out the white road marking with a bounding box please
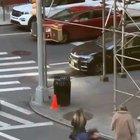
[0,121,11,127]
[47,78,54,82]
[0,32,30,37]
[0,66,38,72]
[71,41,85,46]
[0,81,20,85]
[0,72,38,78]
[0,111,34,124]
[0,60,36,66]
[0,66,51,72]
[49,62,69,66]
[0,52,8,55]
[0,122,53,131]
[0,100,33,115]
[0,56,21,61]
[0,132,20,140]
[0,70,67,78]
[0,87,31,92]
[47,70,66,75]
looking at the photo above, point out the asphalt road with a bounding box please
[0,25,74,140]
[0,25,108,140]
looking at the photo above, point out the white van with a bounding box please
[10,0,102,29]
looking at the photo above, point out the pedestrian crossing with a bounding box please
[0,100,53,140]
[0,51,68,93]
[0,52,8,55]
[0,51,59,140]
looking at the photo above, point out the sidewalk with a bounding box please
[30,71,140,140]
[0,7,11,25]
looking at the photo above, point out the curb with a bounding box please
[29,101,114,140]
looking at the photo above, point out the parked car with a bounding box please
[42,6,120,43]
[106,0,140,19]
[10,0,102,30]
[68,35,140,75]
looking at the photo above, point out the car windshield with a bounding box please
[96,32,122,50]
[44,0,57,7]
[51,9,74,21]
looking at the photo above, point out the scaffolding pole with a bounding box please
[119,0,126,78]
[113,0,117,111]
[113,0,140,120]
[100,0,109,82]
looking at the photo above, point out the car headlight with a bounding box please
[81,56,94,63]
[87,56,94,63]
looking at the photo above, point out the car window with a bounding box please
[125,36,140,49]
[68,0,85,4]
[75,12,91,22]
[51,9,74,21]
[91,9,110,19]
[91,10,102,18]
[44,0,85,7]
[132,37,140,47]
[54,0,85,5]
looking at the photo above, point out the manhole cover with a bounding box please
[12,50,31,56]
[63,111,93,121]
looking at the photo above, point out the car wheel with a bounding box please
[94,63,103,75]
[60,32,68,43]
[28,16,36,31]
[31,21,37,38]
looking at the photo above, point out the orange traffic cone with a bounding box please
[50,94,59,111]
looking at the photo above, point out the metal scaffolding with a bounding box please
[112,0,140,119]
[42,0,140,116]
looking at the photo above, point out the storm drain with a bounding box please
[12,50,31,56]
[63,111,93,121]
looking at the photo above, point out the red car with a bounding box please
[43,6,121,43]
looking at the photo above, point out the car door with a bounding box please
[69,11,94,40]
[125,37,140,69]
[90,9,103,37]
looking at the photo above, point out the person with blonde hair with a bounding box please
[70,108,87,140]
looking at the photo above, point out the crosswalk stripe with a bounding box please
[0,81,20,85]
[0,87,31,92]
[0,100,33,115]
[0,66,51,72]
[0,66,38,72]
[0,70,67,78]
[0,60,36,66]
[47,78,54,82]
[71,41,85,46]
[0,132,20,140]
[47,70,66,75]
[0,72,38,78]
[0,52,8,55]
[0,121,11,127]
[0,122,53,131]
[0,32,30,37]
[0,56,21,61]
[0,111,34,124]
[49,62,69,66]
